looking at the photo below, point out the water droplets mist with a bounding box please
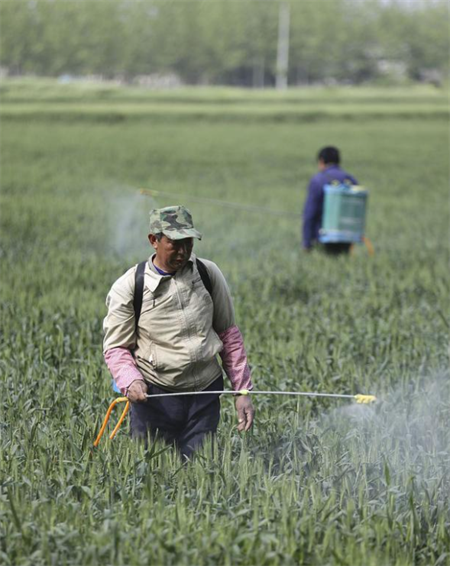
[106,188,160,261]
[320,371,450,489]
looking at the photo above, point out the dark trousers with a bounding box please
[130,374,223,459]
[323,243,351,256]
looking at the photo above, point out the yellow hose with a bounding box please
[362,236,375,256]
[93,397,130,447]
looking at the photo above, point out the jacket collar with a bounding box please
[145,253,195,293]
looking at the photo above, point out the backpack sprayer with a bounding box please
[93,389,377,447]
[319,183,373,254]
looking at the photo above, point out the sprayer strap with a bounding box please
[133,259,213,328]
[133,261,147,329]
[196,259,213,297]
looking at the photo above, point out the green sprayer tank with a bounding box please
[319,184,368,244]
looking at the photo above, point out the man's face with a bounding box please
[318,158,326,171]
[149,234,194,272]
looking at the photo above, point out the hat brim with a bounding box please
[162,228,202,241]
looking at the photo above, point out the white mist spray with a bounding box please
[106,187,160,261]
[321,371,450,490]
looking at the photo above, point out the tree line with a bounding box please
[0,0,448,87]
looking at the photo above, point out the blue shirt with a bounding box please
[302,165,358,249]
[152,260,174,277]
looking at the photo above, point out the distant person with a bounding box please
[103,206,255,460]
[302,146,358,255]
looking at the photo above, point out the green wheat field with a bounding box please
[1,79,449,565]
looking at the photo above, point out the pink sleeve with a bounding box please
[218,325,253,392]
[104,347,145,395]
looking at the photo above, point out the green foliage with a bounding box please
[0,81,449,565]
[0,0,448,84]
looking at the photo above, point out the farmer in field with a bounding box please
[103,205,254,459]
[302,146,358,255]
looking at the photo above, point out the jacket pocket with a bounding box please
[146,343,158,369]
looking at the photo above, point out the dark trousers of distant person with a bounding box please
[130,374,223,460]
[323,243,352,256]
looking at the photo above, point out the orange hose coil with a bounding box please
[93,397,130,447]
[362,236,375,256]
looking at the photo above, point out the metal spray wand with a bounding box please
[93,389,376,446]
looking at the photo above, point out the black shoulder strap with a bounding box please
[133,261,147,329]
[196,258,213,298]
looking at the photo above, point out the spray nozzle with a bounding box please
[354,394,377,404]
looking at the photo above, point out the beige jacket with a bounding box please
[103,254,235,392]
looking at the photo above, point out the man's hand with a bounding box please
[126,380,148,403]
[235,395,255,432]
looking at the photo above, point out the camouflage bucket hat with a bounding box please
[149,205,202,240]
